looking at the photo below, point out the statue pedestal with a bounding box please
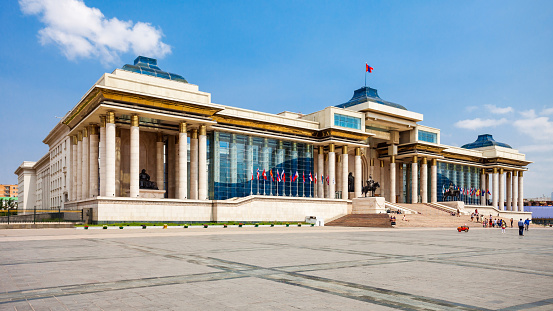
[352,197,386,214]
[139,189,166,199]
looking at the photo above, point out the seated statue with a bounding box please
[139,169,158,190]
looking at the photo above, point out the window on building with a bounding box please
[418,130,437,143]
[334,114,361,130]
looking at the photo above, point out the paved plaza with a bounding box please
[0,226,552,310]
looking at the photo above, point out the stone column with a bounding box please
[156,133,164,192]
[354,147,362,198]
[129,115,140,198]
[499,168,504,210]
[175,135,180,198]
[398,163,404,203]
[411,156,418,204]
[518,172,524,212]
[506,172,512,211]
[431,159,437,203]
[89,124,99,198]
[380,160,386,199]
[198,125,207,200]
[190,129,198,199]
[390,156,396,203]
[115,129,121,197]
[99,116,106,196]
[76,133,82,200]
[485,173,490,204]
[420,157,428,204]
[492,168,498,209]
[341,146,348,200]
[105,112,116,197]
[178,122,188,199]
[512,171,518,211]
[481,169,486,205]
[71,136,77,201]
[82,127,89,198]
[317,146,324,198]
[328,143,336,199]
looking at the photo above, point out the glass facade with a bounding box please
[418,130,437,143]
[437,162,482,205]
[210,132,314,200]
[334,114,361,130]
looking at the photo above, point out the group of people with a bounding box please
[518,218,531,236]
[469,209,531,235]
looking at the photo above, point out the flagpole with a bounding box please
[290,170,292,197]
[257,170,259,195]
[270,172,273,196]
[309,180,312,198]
[250,169,253,195]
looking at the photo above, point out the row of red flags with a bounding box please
[251,169,335,185]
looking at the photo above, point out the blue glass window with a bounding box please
[418,130,437,143]
[334,114,361,130]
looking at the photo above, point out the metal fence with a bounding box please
[0,207,84,224]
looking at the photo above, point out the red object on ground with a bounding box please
[457,226,469,232]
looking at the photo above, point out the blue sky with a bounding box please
[1,0,552,198]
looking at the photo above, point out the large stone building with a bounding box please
[15,57,531,223]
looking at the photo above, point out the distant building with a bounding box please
[1,184,18,197]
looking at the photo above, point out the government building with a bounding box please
[15,57,531,223]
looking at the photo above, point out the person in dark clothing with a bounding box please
[510,218,513,228]
[518,219,524,236]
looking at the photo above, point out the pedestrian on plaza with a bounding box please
[501,221,506,233]
[457,208,460,217]
[510,218,513,228]
[476,214,479,222]
[525,218,530,231]
[489,218,492,227]
[471,213,474,222]
[493,219,497,228]
[518,219,524,236]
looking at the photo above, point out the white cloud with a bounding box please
[19,0,171,65]
[485,104,513,114]
[519,109,537,119]
[513,116,553,142]
[465,106,478,113]
[454,118,508,130]
[541,107,553,115]
[518,144,553,153]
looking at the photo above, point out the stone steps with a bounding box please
[326,214,391,228]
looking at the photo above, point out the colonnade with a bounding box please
[482,168,524,211]
[316,144,363,199]
[70,112,209,201]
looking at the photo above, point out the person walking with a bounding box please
[510,218,513,228]
[524,218,530,231]
[501,221,506,233]
[518,219,524,236]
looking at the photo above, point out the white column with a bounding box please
[390,157,396,203]
[82,128,89,198]
[129,115,140,198]
[105,112,116,197]
[178,122,188,199]
[354,148,362,198]
[430,159,437,203]
[341,146,348,200]
[190,129,198,200]
[506,172,512,211]
[317,146,324,198]
[175,135,179,198]
[518,172,524,212]
[512,171,518,211]
[89,125,99,198]
[398,164,404,203]
[156,133,164,193]
[99,117,106,196]
[420,158,428,204]
[492,168,498,209]
[71,136,78,201]
[380,160,386,199]
[76,133,82,200]
[411,156,418,204]
[485,174,490,204]
[328,144,336,199]
[198,125,207,200]
[481,169,487,205]
[499,169,504,210]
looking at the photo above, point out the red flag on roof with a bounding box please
[366,63,373,73]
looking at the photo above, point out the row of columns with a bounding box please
[486,168,524,211]
[316,144,363,199]
[71,112,209,201]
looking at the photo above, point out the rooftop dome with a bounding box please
[461,134,512,149]
[335,86,407,110]
[121,56,187,83]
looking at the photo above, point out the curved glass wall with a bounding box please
[211,132,314,200]
[437,162,482,205]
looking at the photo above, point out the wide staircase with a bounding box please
[326,214,391,228]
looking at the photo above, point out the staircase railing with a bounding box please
[385,202,419,214]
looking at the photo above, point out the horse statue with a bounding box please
[443,184,460,201]
[362,176,380,197]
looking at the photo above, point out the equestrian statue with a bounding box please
[443,183,460,200]
[362,175,380,197]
